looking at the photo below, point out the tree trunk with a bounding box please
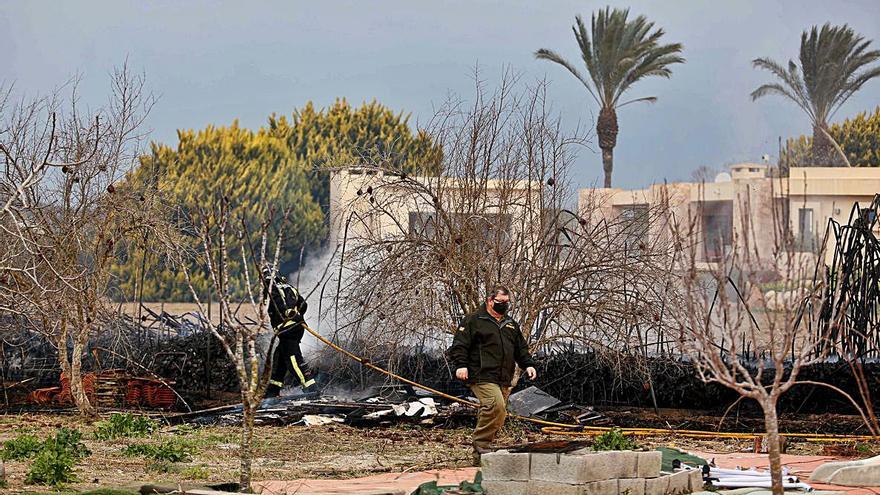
[601,148,614,188]
[69,337,95,416]
[239,400,255,492]
[761,398,784,495]
[596,106,618,188]
[56,325,95,417]
[812,123,838,166]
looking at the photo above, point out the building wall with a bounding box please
[328,167,544,249]
[577,164,880,268]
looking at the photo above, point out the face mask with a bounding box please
[492,300,509,315]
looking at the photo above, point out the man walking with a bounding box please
[262,266,318,398]
[449,286,537,463]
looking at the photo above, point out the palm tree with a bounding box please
[752,23,880,166]
[535,7,684,188]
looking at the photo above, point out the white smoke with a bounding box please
[288,246,340,358]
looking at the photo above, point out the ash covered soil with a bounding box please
[0,410,878,494]
[599,406,875,436]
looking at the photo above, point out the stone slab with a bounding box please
[645,474,670,495]
[812,455,880,486]
[636,451,663,478]
[582,480,619,495]
[811,460,853,482]
[615,451,641,478]
[527,480,582,495]
[482,451,531,481]
[666,471,691,495]
[531,451,640,483]
[566,450,640,478]
[525,480,618,495]
[618,477,646,495]
[530,453,595,484]
[825,464,880,487]
[482,480,529,495]
[687,469,704,492]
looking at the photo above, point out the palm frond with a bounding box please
[760,23,880,127]
[617,96,657,108]
[534,48,601,105]
[830,65,880,119]
[614,45,684,102]
[537,6,683,111]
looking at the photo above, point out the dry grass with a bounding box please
[0,413,477,493]
[0,413,846,494]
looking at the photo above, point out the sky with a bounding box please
[3,1,880,190]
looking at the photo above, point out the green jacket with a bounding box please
[449,306,536,385]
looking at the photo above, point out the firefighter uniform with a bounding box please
[264,274,317,397]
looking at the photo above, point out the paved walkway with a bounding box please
[254,468,480,495]
[690,450,880,495]
[254,452,880,495]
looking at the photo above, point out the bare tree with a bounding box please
[325,73,677,385]
[669,185,864,495]
[180,198,289,491]
[0,65,167,415]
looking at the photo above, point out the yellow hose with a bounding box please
[303,324,880,443]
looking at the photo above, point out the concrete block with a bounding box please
[482,451,531,481]
[812,459,853,482]
[525,480,617,495]
[614,451,640,478]
[636,451,662,478]
[618,477,646,495]
[582,480,618,495]
[527,481,582,495]
[812,455,880,486]
[666,471,691,495]
[687,469,704,492]
[483,480,529,495]
[644,474,669,495]
[531,453,592,484]
[531,451,636,483]
[566,450,639,478]
[827,464,880,487]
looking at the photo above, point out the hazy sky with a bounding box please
[4,1,880,189]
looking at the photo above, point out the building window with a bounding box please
[408,211,512,247]
[796,208,815,251]
[702,200,733,262]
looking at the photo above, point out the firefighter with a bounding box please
[449,285,537,464]
[263,266,318,398]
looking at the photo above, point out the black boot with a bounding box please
[264,383,281,398]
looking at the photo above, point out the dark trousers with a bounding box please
[268,325,314,390]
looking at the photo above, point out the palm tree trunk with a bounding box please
[601,149,613,188]
[597,107,618,188]
[812,123,837,166]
